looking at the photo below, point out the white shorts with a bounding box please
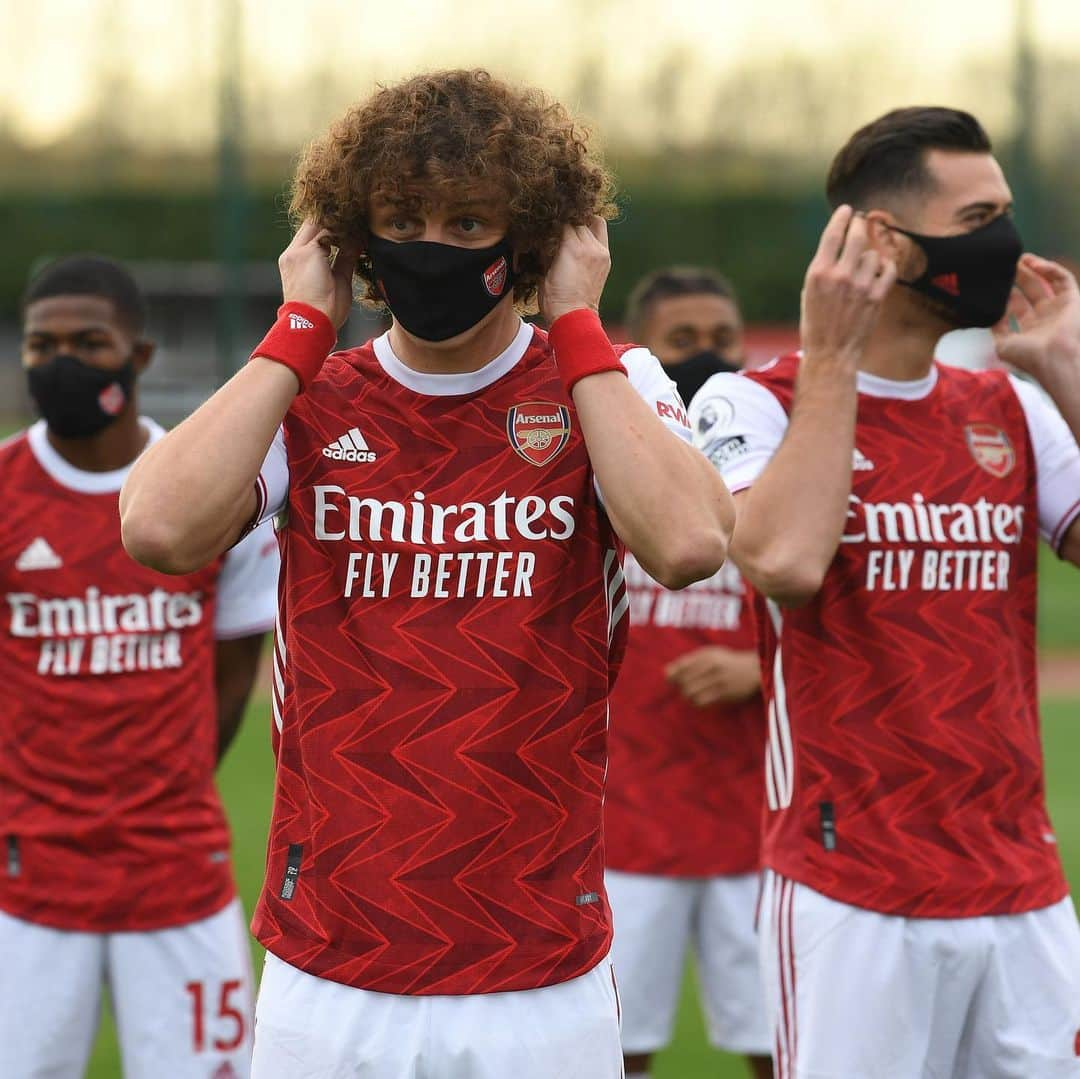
[760,870,1080,1079]
[0,899,254,1079]
[252,949,623,1079]
[605,868,770,1056]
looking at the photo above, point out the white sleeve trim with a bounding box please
[1010,375,1080,549]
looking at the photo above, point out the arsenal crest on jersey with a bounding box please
[483,256,509,297]
[506,401,572,466]
[965,423,1015,477]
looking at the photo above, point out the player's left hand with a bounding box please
[993,254,1080,378]
[539,216,611,325]
[665,646,761,707]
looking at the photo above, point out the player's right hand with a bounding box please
[800,205,897,372]
[278,220,357,330]
[665,645,761,706]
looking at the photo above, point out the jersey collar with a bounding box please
[856,366,939,401]
[28,417,164,494]
[372,319,534,397]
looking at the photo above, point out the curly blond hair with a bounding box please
[289,68,617,310]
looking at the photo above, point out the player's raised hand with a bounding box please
[992,254,1080,377]
[539,216,611,325]
[801,205,897,372]
[278,220,357,330]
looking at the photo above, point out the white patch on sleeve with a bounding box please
[621,347,693,446]
[1010,376,1080,548]
[215,519,280,638]
[689,371,790,492]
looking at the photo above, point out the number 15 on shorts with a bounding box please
[185,979,247,1053]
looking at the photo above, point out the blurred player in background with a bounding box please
[692,107,1080,1077]
[120,70,734,1078]
[0,256,278,1078]
[605,267,771,1079]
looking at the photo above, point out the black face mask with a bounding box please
[365,235,516,342]
[891,213,1023,329]
[27,354,136,439]
[661,350,739,406]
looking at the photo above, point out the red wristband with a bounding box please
[547,308,627,396]
[250,302,337,392]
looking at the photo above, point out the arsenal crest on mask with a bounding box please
[483,256,509,298]
[506,402,572,466]
[365,235,517,342]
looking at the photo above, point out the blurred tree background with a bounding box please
[1,0,1078,383]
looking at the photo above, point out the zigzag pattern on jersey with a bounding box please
[747,355,1066,919]
[605,554,766,876]
[254,330,629,994]
[0,433,233,932]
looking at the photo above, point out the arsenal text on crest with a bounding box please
[506,402,572,467]
[483,256,509,298]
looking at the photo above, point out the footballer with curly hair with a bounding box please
[122,69,734,1078]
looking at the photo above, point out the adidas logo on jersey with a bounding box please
[289,313,316,330]
[853,448,875,471]
[323,428,377,463]
[15,537,62,572]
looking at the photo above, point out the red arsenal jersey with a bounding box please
[250,320,692,995]
[0,420,278,932]
[604,554,764,877]
[691,356,1080,918]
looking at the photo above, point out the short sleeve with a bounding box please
[252,426,289,528]
[214,519,279,639]
[688,371,790,492]
[620,347,694,446]
[1010,376,1080,550]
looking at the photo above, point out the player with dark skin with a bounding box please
[629,269,760,710]
[21,286,264,760]
[619,268,770,1079]
[638,284,746,369]
[2,256,277,1077]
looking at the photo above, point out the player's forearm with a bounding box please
[573,372,733,589]
[216,699,248,764]
[121,359,298,572]
[732,364,857,605]
[213,633,266,763]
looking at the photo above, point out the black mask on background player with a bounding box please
[661,350,739,406]
[27,353,136,439]
[890,213,1023,329]
[365,235,516,342]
